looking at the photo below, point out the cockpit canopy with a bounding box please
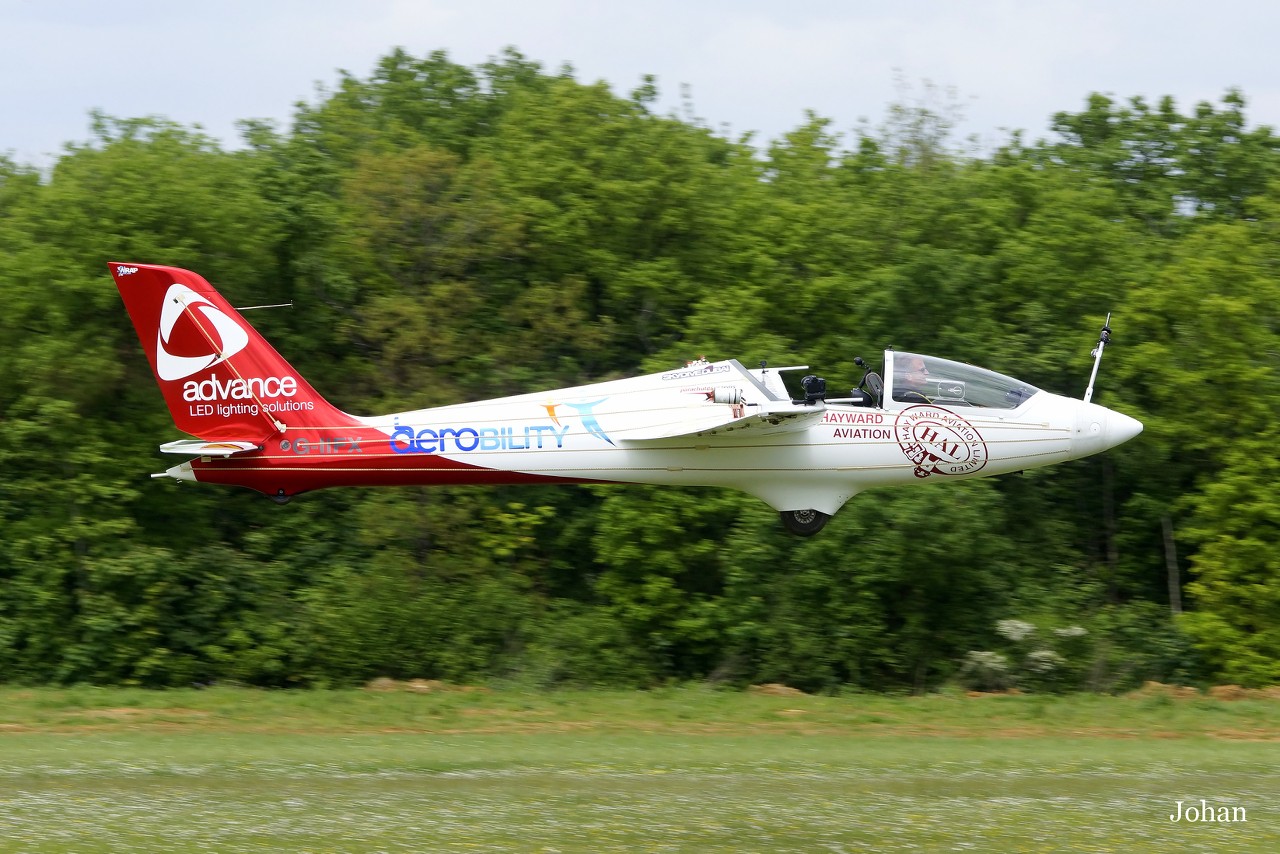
[888,351,1039,410]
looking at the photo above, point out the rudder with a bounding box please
[109,262,357,444]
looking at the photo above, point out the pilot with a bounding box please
[894,356,931,404]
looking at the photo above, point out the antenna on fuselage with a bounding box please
[235,302,293,312]
[1083,313,1112,404]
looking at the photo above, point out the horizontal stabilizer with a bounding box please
[159,439,260,457]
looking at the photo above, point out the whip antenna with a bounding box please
[1083,313,1112,403]
[235,302,293,312]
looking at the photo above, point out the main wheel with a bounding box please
[779,508,831,536]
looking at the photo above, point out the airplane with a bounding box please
[109,262,1142,536]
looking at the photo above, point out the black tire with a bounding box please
[779,508,831,536]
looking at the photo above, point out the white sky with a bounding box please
[3,0,1278,168]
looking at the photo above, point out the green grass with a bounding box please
[1,687,1277,852]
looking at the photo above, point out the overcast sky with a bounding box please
[4,0,1278,168]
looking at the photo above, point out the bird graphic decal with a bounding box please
[560,398,615,446]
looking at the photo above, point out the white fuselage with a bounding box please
[350,359,1139,515]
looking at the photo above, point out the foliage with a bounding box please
[1,50,1276,690]
[956,607,1197,694]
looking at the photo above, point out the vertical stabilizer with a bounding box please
[109,262,358,443]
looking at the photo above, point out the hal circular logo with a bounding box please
[893,405,989,478]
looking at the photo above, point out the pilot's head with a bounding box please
[901,356,929,388]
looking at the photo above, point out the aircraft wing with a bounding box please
[616,402,827,441]
[602,360,826,441]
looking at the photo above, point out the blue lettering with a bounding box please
[479,427,502,451]
[391,424,416,454]
[415,428,439,454]
[447,427,479,452]
[389,422,575,454]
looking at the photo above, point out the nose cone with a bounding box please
[1072,401,1143,459]
[1105,409,1143,448]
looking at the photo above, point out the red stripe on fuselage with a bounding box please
[185,430,600,496]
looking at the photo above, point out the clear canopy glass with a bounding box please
[889,351,1039,410]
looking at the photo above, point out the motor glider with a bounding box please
[110,263,1141,535]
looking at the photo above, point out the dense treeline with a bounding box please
[2,49,1278,691]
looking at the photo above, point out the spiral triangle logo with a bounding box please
[155,284,249,381]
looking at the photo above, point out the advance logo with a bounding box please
[156,284,249,381]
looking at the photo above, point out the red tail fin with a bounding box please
[109,262,358,443]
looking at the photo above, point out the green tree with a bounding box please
[720,481,1017,692]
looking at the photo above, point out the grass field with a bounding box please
[1,685,1277,852]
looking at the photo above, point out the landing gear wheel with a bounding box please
[779,508,830,537]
